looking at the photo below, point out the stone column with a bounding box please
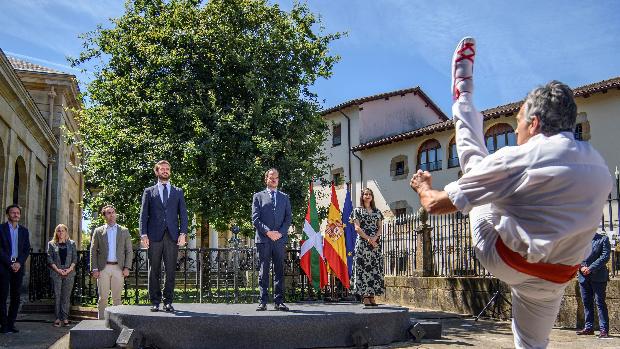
[414,207,433,276]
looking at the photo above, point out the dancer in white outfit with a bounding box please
[410,37,612,349]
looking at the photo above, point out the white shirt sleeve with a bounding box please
[444,149,526,214]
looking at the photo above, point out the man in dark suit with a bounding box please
[576,232,611,338]
[0,204,30,333]
[252,168,292,311]
[140,160,188,312]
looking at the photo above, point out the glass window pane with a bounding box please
[507,132,516,146]
[450,144,457,159]
[497,133,506,149]
[486,136,494,153]
[429,150,436,162]
[420,151,427,164]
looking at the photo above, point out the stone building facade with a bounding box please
[0,49,83,253]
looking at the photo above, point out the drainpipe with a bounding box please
[338,110,352,184]
[352,150,363,186]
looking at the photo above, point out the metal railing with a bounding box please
[417,160,442,172]
[382,211,488,277]
[383,179,620,278]
[29,247,350,305]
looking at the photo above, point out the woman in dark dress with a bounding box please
[350,188,384,306]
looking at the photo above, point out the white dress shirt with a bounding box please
[106,224,118,262]
[445,132,612,265]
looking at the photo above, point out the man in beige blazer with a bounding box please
[90,205,134,319]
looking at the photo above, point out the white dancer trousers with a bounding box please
[453,94,567,349]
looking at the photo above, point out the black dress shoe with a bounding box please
[274,303,289,311]
[150,304,160,312]
[0,326,8,334]
[7,326,18,333]
[256,303,267,311]
[163,303,175,312]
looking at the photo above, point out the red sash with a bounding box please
[495,237,579,284]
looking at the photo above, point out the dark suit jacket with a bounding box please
[578,233,611,283]
[140,183,189,242]
[252,189,292,244]
[0,222,30,272]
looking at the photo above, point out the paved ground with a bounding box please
[0,308,616,348]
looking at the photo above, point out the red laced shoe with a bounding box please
[451,37,476,101]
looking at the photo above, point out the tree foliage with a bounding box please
[71,0,340,236]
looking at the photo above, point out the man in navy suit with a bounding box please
[0,204,30,333]
[252,168,292,311]
[576,232,611,338]
[140,160,189,312]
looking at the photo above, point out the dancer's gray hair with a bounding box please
[522,81,577,135]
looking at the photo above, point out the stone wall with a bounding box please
[383,276,620,330]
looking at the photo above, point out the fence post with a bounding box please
[414,207,433,276]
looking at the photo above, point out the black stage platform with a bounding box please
[70,302,413,349]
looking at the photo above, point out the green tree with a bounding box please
[71,0,340,237]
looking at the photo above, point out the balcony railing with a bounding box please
[447,157,460,168]
[417,160,442,172]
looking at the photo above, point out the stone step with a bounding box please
[21,301,54,313]
[70,320,118,349]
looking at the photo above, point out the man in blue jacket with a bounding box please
[0,205,30,333]
[252,168,292,311]
[140,160,189,312]
[576,232,611,338]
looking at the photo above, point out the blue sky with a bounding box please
[1,1,619,114]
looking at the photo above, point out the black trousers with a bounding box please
[257,240,285,305]
[0,268,24,328]
[148,231,178,305]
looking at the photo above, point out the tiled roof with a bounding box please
[351,76,620,151]
[322,86,449,121]
[7,55,67,75]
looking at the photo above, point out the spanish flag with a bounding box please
[300,182,328,291]
[323,182,350,288]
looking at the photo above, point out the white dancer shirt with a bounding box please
[444,132,612,265]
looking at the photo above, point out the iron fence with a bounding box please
[383,176,620,278]
[29,247,350,306]
[382,211,488,277]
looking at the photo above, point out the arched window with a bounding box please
[447,137,459,168]
[417,139,442,172]
[485,123,516,153]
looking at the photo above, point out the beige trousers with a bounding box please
[97,264,124,319]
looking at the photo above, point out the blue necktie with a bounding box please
[162,184,169,206]
[270,191,276,210]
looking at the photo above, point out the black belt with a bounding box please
[106,262,118,265]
